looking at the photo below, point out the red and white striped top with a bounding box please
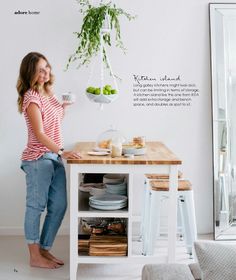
[22,89,64,161]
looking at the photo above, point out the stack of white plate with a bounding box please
[105,182,127,195]
[89,194,128,210]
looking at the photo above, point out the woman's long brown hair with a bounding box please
[16,52,54,113]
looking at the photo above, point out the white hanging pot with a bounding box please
[85,13,119,106]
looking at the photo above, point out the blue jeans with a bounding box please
[21,152,67,250]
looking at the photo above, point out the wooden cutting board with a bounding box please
[89,235,128,256]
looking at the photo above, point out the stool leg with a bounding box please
[177,196,184,240]
[142,188,152,255]
[140,179,149,241]
[146,191,162,255]
[180,191,197,256]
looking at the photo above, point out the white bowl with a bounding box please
[133,147,146,155]
[103,174,125,184]
[122,147,146,156]
[105,182,127,190]
[90,187,106,196]
[85,92,118,104]
[122,147,136,155]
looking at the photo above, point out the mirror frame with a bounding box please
[210,2,236,240]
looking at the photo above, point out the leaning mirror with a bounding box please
[210,3,236,240]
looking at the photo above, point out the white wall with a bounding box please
[1,0,227,235]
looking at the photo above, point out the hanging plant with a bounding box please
[66,0,135,71]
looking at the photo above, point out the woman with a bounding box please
[17,52,81,269]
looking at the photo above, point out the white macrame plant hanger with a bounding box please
[85,13,119,110]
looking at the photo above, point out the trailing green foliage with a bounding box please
[66,0,135,70]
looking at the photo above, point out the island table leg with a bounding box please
[70,165,79,280]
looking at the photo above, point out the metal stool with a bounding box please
[140,172,183,244]
[142,177,197,257]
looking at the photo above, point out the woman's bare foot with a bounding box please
[30,254,61,269]
[28,244,61,269]
[40,248,64,265]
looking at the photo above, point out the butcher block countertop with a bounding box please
[67,142,181,165]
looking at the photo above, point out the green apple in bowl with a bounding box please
[94,88,101,95]
[105,84,112,91]
[103,89,109,95]
[86,85,117,96]
[86,86,95,94]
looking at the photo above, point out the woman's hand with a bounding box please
[62,101,74,109]
[61,150,82,159]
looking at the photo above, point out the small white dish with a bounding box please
[124,154,134,158]
[93,147,111,153]
[87,151,109,156]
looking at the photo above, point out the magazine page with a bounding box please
[1,0,231,279]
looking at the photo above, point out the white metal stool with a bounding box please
[142,178,197,257]
[140,172,183,244]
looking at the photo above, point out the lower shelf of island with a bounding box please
[78,216,129,258]
[78,211,129,218]
[76,255,168,264]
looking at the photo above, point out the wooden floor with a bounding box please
[0,234,213,280]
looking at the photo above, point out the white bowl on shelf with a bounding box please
[105,182,127,195]
[103,174,125,184]
[90,187,107,196]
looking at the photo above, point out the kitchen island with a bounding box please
[67,141,181,280]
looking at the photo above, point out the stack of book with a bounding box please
[89,235,128,256]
